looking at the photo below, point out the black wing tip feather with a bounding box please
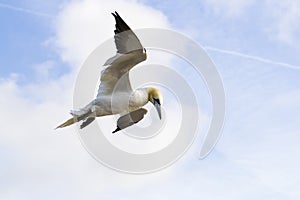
[111,11,119,17]
[111,11,131,34]
[112,126,121,133]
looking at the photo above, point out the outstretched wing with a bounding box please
[97,12,147,96]
[112,108,148,133]
[112,11,144,54]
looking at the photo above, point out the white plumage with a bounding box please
[56,11,162,133]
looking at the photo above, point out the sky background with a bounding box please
[0,0,300,199]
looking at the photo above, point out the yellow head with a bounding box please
[147,87,163,119]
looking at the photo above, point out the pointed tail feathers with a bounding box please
[55,118,75,129]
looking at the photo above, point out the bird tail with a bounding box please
[55,118,76,129]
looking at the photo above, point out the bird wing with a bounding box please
[112,108,148,133]
[97,11,146,96]
[111,11,144,54]
[80,117,95,129]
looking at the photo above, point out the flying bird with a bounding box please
[56,11,163,133]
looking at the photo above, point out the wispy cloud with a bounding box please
[204,0,255,17]
[1,2,299,71]
[0,2,52,18]
[1,1,300,199]
[205,46,300,70]
[265,0,300,45]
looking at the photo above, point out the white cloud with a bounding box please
[54,0,170,67]
[2,0,300,199]
[203,0,300,46]
[204,0,255,17]
[265,0,300,45]
[0,0,176,199]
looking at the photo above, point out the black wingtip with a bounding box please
[112,126,121,134]
[111,11,119,17]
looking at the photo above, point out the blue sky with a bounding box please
[140,0,300,63]
[0,1,68,80]
[2,0,300,79]
[1,0,300,199]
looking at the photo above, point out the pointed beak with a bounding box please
[153,99,162,119]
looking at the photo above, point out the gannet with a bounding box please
[56,11,163,133]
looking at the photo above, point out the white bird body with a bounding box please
[56,12,163,132]
[72,88,149,117]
